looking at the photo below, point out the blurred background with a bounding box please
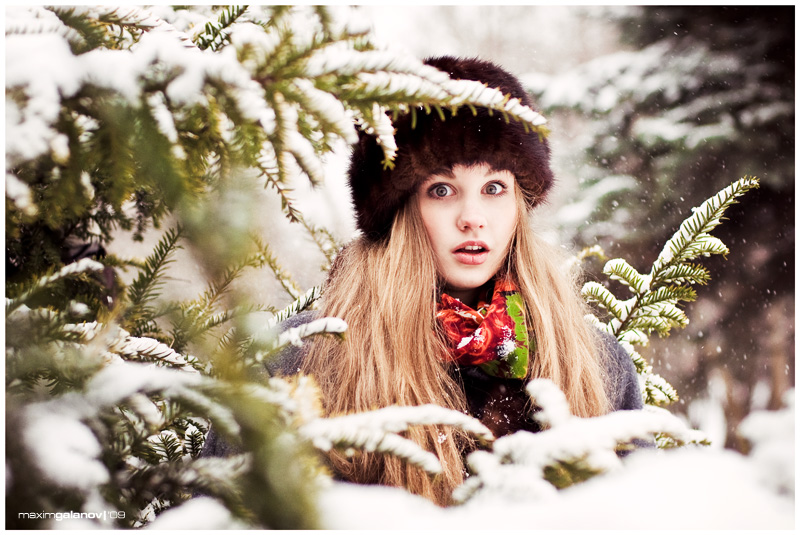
[112,5,795,451]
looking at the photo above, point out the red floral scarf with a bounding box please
[435,278,530,379]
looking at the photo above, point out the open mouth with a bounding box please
[453,242,489,265]
[456,245,487,254]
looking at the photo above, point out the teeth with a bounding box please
[464,245,483,251]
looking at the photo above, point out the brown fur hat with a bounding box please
[348,55,554,241]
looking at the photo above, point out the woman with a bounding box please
[205,56,643,505]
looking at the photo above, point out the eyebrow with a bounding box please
[423,167,457,182]
[422,164,510,184]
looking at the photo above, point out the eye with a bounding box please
[484,181,506,195]
[429,183,454,198]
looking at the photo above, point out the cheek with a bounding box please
[419,200,448,250]
[418,203,435,244]
[493,200,518,246]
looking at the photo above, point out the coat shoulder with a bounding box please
[262,310,317,378]
[600,332,644,411]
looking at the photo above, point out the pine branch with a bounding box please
[656,262,711,286]
[212,291,327,373]
[273,317,347,349]
[581,282,629,322]
[114,334,198,371]
[170,303,276,359]
[268,285,323,328]
[6,258,106,315]
[288,78,359,145]
[124,227,183,328]
[649,176,760,282]
[279,96,327,186]
[603,258,649,295]
[184,422,207,459]
[47,6,113,52]
[258,151,305,223]
[148,430,185,462]
[257,155,341,265]
[179,454,252,496]
[251,317,347,367]
[194,5,248,51]
[354,102,398,165]
[300,404,493,475]
[564,244,608,274]
[253,236,303,300]
[197,248,271,312]
[582,176,760,407]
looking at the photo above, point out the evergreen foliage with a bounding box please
[4,5,766,529]
[583,177,760,406]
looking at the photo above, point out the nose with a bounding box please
[456,197,487,231]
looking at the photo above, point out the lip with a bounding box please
[452,240,490,265]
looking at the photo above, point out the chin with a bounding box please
[449,272,493,291]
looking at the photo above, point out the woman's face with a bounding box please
[418,163,518,305]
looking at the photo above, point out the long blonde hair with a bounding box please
[300,186,610,505]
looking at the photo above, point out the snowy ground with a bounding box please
[317,449,794,530]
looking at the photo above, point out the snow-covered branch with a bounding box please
[301,404,493,475]
[454,379,706,504]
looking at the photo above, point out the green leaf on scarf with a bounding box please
[479,292,529,379]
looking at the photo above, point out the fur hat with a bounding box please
[348,55,554,241]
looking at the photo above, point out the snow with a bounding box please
[304,45,446,80]
[686,369,729,448]
[300,404,494,475]
[315,387,795,530]
[146,92,179,145]
[275,317,348,348]
[7,259,108,307]
[143,497,248,530]
[317,481,446,530]
[228,20,282,68]
[497,337,516,357]
[84,358,204,407]
[6,19,280,168]
[526,378,571,428]
[292,78,358,144]
[317,448,793,530]
[5,33,80,167]
[126,393,166,429]
[5,172,36,215]
[737,390,795,495]
[518,448,794,530]
[15,358,213,498]
[740,101,794,128]
[21,400,110,492]
[359,102,398,162]
[309,380,791,531]
[288,130,326,185]
[632,112,736,151]
[118,336,196,369]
